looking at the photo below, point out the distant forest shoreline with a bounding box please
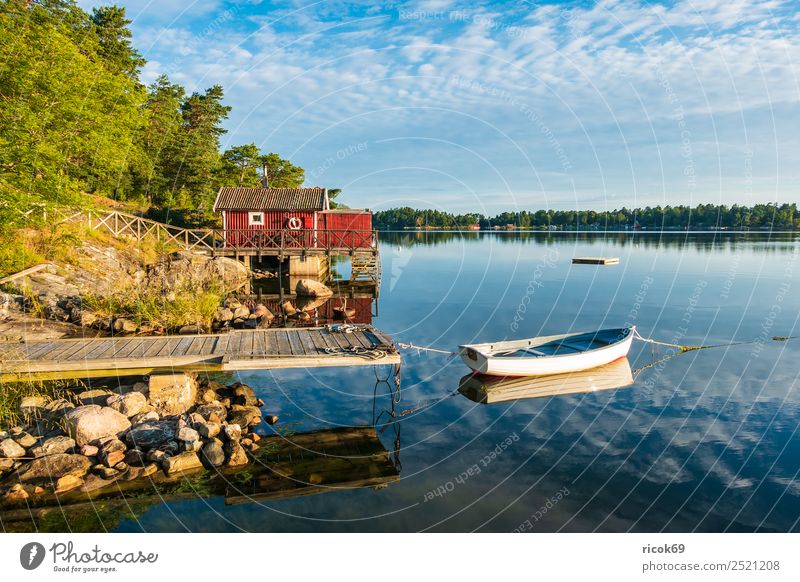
[373,203,799,231]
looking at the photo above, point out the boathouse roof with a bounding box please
[213,187,328,211]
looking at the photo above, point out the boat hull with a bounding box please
[459,327,634,376]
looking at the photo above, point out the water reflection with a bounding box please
[458,358,634,404]
[381,230,799,253]
[0,374,402,533]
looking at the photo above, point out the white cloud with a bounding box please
[127,0,800,210]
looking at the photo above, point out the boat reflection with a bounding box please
[458,357,634,404]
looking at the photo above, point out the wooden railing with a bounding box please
[76,209,377,254]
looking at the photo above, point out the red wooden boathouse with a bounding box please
[212,187,374,252]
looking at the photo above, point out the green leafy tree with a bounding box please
[91,6,145,79]
[220,143,261,187]
[174,85,231,212]
[129,75,186,204]
[260,152,304,188]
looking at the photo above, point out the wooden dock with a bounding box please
[0,325,399,379]
[572,257,620,265]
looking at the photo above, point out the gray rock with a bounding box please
[224,440,249,467]
[197,422,220,439]
[100,449,125,468]
[125,421,176,450]
[228,405,262,427]
[29,436,76,458]
[17,453,92,484]
[233,305,250,319]
[130,411,159,425]
[72,308,97,327]
[231,383,258,406]
[112,318,137,334]
[176,426,199,443]
[0,438,26,458]
[64,405,131,446]
[182,440,202,452]
[42,398,75,420]
[223,424,242,442]
[98,438,127,454]
[178,324,203,335]
[124,449,147,467]
[147,449,168,463]
[106,392,147,418]
[200,439,225,467]
[80,444,99,457]
[148,372,197,416]
[195,403,227,422]
[162,451,204,475]
[12,432,38,448]
[215,307,234,322]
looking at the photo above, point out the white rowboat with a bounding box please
[458,327,635,376]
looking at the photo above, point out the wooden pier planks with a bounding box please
[0,326,399,378]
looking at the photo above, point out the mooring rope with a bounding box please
[396,342,457,355]
[323,345,389,360]
[631,328,793,352]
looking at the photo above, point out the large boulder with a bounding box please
[143,251,249,298]
[63,406,131,446]
[148,372,197,416]
[17,453,91,485]
[295,279,333,297]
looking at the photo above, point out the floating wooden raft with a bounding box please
[0,325,399,379]
[572,257,620,265]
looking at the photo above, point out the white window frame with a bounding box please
[248,211,264,226]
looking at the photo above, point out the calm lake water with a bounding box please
[17,231,800,532]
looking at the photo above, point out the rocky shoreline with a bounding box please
[0,373,275,506]
[1,249,336,337]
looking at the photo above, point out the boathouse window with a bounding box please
[248,212,264,225]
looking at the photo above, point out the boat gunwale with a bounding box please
[458,326,634,361]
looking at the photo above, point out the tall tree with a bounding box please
[174,85,231,212]
[129,75,186,204]
[91,6,144,79]
[220,143,261,187]
[260,152,304,188]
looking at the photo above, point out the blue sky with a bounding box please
[79,0,800,212]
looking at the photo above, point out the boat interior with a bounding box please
[493,328,630,358]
